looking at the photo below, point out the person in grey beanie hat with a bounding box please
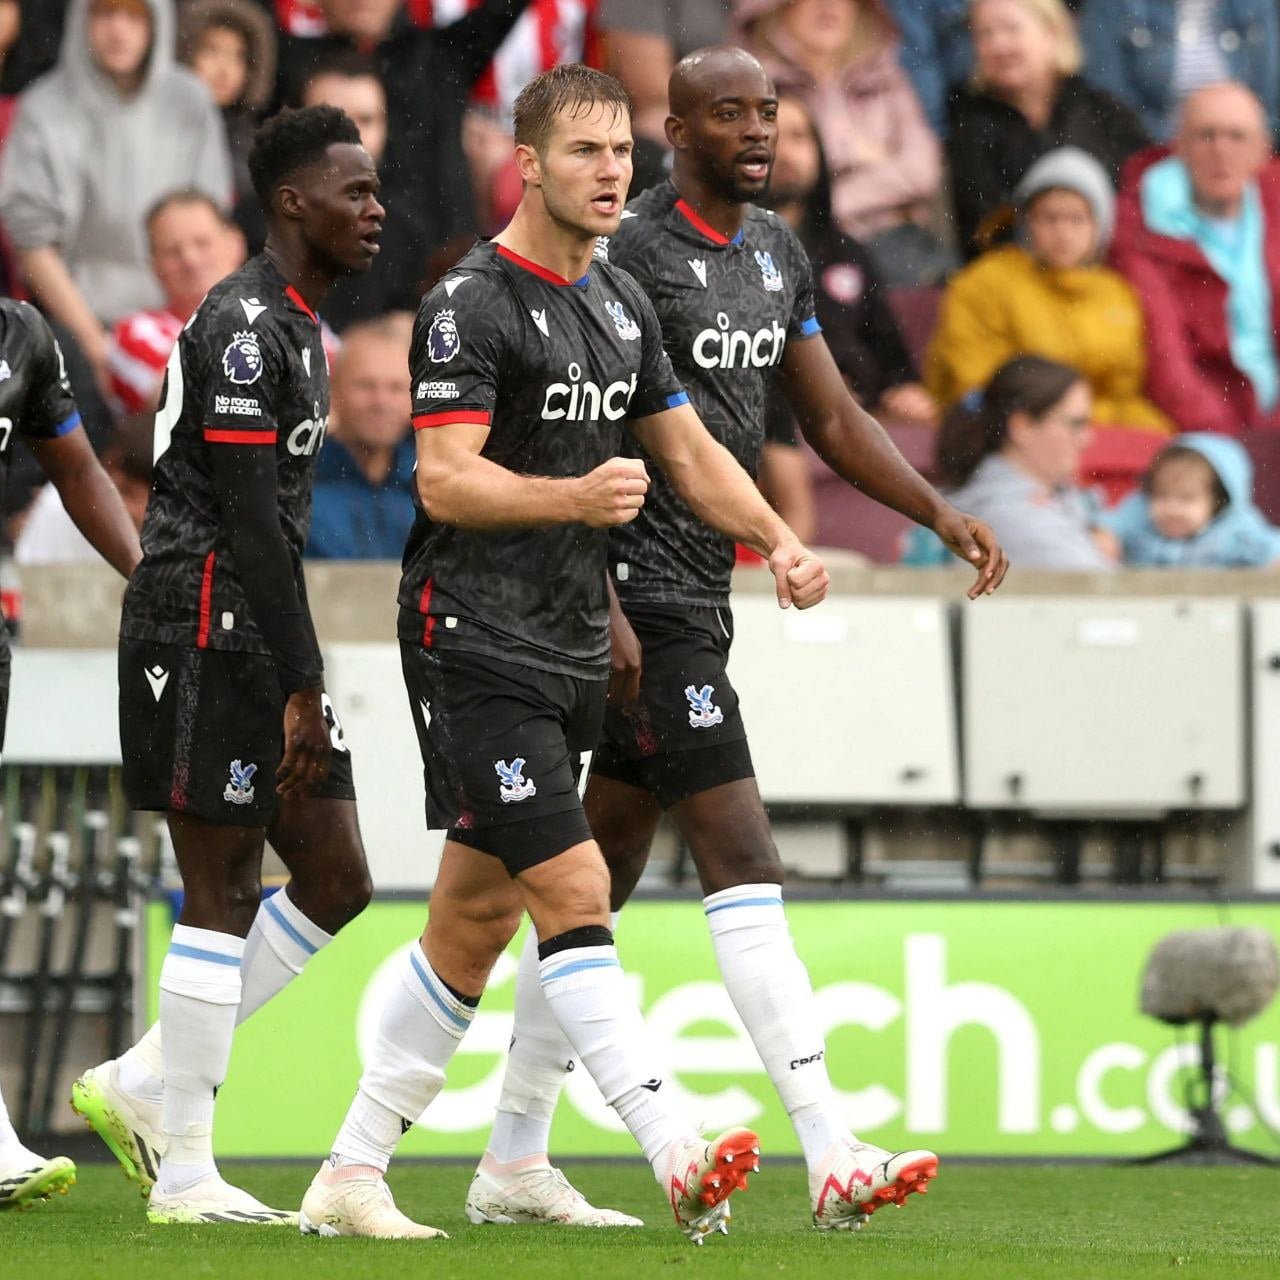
[1014,145,1115,257]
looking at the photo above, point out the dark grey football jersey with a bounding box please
[122,256,330,656]
[602,180,820,607]
[399,240,686,678]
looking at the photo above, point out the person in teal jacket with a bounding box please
[1100,431,1280,566]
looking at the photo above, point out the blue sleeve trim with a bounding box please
[53,411,82,437]
[799,316,821,337]
[665,390,690,410]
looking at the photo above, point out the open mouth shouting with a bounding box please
[735,150,772,183]
[591,190,621,216]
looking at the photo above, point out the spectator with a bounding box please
[0,0,22,297]
[178,0,278,207]
[735,0,950,284]
[0,0,231,394]
[948,0,1148,259]
[928,147,1169,430]
[275,0,533,259]
[1111,82,1280,434]
[106,190,245,416]
[598,0,731,142]
[297,52,424,331]
[307,314,415,559]
[769,94,938,425]
[1099,432,1280,566]
[902,355,1116,568]
[1080,0,1279,144]
[14,411,152,565]
[886,0,973,136]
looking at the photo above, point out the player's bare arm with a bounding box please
[30,430,141,578]
[415,420,648,530]
[606,575,642,710]
[777,336,1009,600]
[630,401,829,610]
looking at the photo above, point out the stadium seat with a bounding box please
[804,424,936,562]
[1079,427,1166,505]
[1240,430,1280,524]
[886,286,943,367]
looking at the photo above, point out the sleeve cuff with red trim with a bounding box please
[412,409,492,430]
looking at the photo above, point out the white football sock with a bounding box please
[539,941,693,1174]
[487,912,618,1164]
[0,1082,37,1165]
[330,941,474,1172]
[156,924,244,1195]
[704,883,844,1169]
[238,887,332,1022]
[117,888,333,1104]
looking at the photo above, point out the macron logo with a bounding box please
[689,259,708,288]
[531,308,549,337]
[239,297,267,324]
[144,664,169,702]
[301,347,312,377]
[444,275,471,297]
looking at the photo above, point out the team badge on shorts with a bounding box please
[222,331,264,384]
[605,299,641,340]
[755,250,784,293]
[685,684,724,729]
[223,759,257,805]
[427,309,461,363]
[495,757,537,803]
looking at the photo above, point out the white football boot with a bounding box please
[465,1154,643,1226]
[299,1162,447,1239]
[71,1060,164,1192]
[810,1139,938,1230]
[0,1152,76,1209]
[147,1172,297,1225]
[663,1127,761,1244]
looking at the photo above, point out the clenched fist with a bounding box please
[573,457,649,527]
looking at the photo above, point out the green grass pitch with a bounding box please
[5,1160,1279,1279]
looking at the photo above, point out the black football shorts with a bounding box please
[400,643,603,874]
[119,638,356,826]
[591,603,754,808]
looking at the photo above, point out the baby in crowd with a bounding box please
[1102,434,1280,568]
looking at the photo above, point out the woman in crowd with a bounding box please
[735,0,949,284]
[927,146,1169,431]
[948,0,1148,258]
[903,355,1117,569]
[770,93,938,424]
[179,0,277,208]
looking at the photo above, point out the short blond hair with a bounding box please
[969,0,1082,87]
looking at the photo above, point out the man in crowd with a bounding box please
[108,191,246,416]
[307,313,416,558]
[1112,81,1280,434]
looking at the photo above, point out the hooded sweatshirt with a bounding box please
[926,148,1169,430]
[734,0,941,239]
[1100,433,1280,567]
[0,0,232,324]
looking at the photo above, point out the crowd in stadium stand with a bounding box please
[2,0,1280,570]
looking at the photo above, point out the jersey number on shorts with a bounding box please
[321,693,348,753]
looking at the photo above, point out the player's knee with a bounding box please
[303,865,373,934]
[549,856,612,926]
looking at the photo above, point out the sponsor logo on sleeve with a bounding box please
[222,330,264,385]
[427,310,460,363]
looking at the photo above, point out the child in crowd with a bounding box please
[1101,434,1280,567]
